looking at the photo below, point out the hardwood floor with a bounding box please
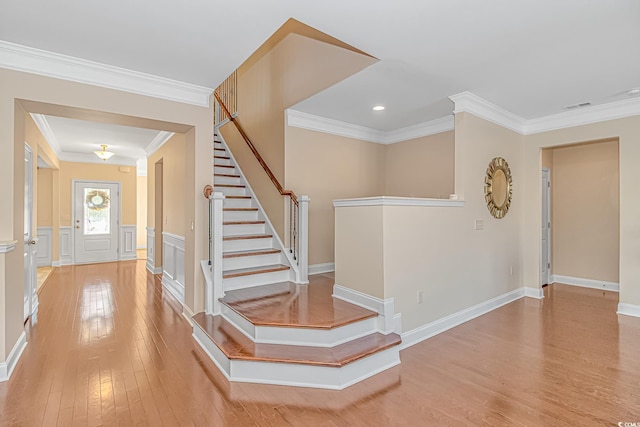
[1,261,639,426]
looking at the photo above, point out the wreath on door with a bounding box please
[85,190,110,210]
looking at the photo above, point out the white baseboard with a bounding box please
[617,303,640,318]
[52,260,61,267]
[182,304,195,327]
[0,331,27,382]
[551,275,619,292]
[333,284,396,334]
[524,287,544,299]
[309,262,335,275]
[401,288,526,350]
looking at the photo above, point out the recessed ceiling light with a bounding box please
[372,105,385,111]
[627,88,640,96]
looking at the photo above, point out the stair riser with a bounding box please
[222,306,379,347]
[223,237,273,252]
[216,187,247,197]
[223,223,265,236]
[215,176,242,185]
[192,324,401,390]
[214,158,232,166]
[222,198,253,208]
[223,269,291,291]
[223,253,283,271]
[215,166,236,174]
[224,210,259,221]
[214,142,223,149]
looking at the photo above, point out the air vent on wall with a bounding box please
[564,101,592,110]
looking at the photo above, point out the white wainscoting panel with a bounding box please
[59,226,73,265]
[146,227,161,273]
[120,225,137,261]
[36,227,52,267]
[162,232,185,303]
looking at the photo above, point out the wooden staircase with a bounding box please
[193,134,402,389]
[212,137,293,291]
[192,278,402,390]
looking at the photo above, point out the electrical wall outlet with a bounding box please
[417,290,424,304]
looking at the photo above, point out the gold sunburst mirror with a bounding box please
[484,157,512,219]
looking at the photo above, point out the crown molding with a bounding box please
[30,113,62,157]
[449,91,525,134]
[0,41,213,107]
[137,159,148,176]
[287,109,385,143]
[286,109,454,144]
[384,115,454,142]
[449,91,640,135]
[524,96,640,134]
[145,131,175,156]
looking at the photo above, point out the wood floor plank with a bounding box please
[0,261,639,426]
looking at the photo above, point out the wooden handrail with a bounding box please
[214,91,298,206]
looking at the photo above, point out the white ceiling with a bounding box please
[33,115,172,172]
[2,0,640,131]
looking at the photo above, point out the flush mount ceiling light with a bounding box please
[94,144,114,161]
[372,105,385,111]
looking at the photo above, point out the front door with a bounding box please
[74,181,120,264]
[24,144,37,321]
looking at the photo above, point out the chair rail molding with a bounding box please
[0,240,18,253]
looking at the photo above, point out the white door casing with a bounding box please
[541,169,551,285]
[24,144,38,321]
[73,181,120,264]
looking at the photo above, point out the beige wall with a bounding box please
[148,134,185,236]
[281,126,455,265]
[59,161,137,226]
[547,140,619,282]
[384,130,455,198]
[225,32,376,242]
[285,126,386,264]
[0,68,212,362]
[523,118,640,309]
[335,112,524,332]
[137,175,147,249]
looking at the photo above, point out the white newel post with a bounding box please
[299,195,310,284]
[208,192,225,315]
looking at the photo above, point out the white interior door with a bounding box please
[74,181,120,264]
[541,169,551,285]
[24,144,37,321]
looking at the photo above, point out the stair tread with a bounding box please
[223,249,281,259]
[192,313,401,367]
[215,173,241,178]
[214,148,226,151]
[215,184,246,188]
[215,164,235,169]
[223,207,258,211]
[224,220,265,225]
[220,281,378,329]
[214,155,230,159]
[224,234,272,241]
[223,264,290,279]
[224,196,252,200]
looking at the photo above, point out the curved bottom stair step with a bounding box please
[192,313,401,367]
